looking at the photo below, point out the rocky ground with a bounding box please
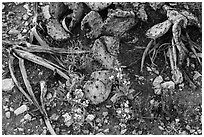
[2,2,202,135]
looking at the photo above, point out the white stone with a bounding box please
[153,75,163,87]
[24,114,32,121]
[46,92,52,100]
[14,104,28,115]
[5,111,11,118]
[154,88,162,95]
[121,128,127,134]
[41,5,51,19]
[62,113,73,127]
[23,14,29,20]
[102,111,108,117]
[158,126,164,130]
[193,71,202,80]
[86,114,95,121]
[161,81,175,89]
[2,78,14,91]
[8,29,19,35]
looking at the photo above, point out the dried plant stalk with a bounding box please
[18,57,44,114]
[40,81,56,135]
[13,49,70,80]
[8,54,33,103]
[141,39,154,72]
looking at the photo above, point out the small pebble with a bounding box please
[14,104,28,116]
[41,129,47,135]
[2,78,14,91]
[4,106,9,112]
[24,114,32,121]
[150,99,154,105]
[153,75,163,87]
[24,21,29,26]
[50,113,59,121]
[186,125,191,130]
[22,28,27,33]
[96,132,104,135]
[23,14,29,20]
[121,129,127,134]
[158,126,164,130]
[180,131,187,135]
[46,92,52,100]
[5,111,11,119]
[154,88,161,95]
[102,111,108,117]
[104,128,109,133]
[8,28,20,35]
[10,107,14,112]
[86,114,95,121]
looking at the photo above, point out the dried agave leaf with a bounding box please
[141,39,154,72]
[18,57,43,113]
[40,81,56,135]
[31,26,50,47]
[20,43,89,54]
[146,20,172,40]
[8,54,33,103]
[14,49,70,80]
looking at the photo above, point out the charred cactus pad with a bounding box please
[63,2,84,31]
[103,9,137,37]
[81,11,103,39]
[49,2,67,20]
[46,19,70,40]
[85,2,112,11]
[92,36,120,69]
[83,70,112,105]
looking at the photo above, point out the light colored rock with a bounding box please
[154,88,162,95]
[86,114,95,121]
[161,81,175,89]
[46,92,52,100]
[14,104,28,116]
[23,14,29,20]
[62,113,73,127]
[50,113,59,121]
[102,111,108,117]
[8,28,20,35]
[41,5,51,19]
[153,75,163,87]
[5,111,11,119]
[193,71,202,80]
[24,113,32,121]
[96,132,104,135]
[121,128,127,134]
[2,78,14,91]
